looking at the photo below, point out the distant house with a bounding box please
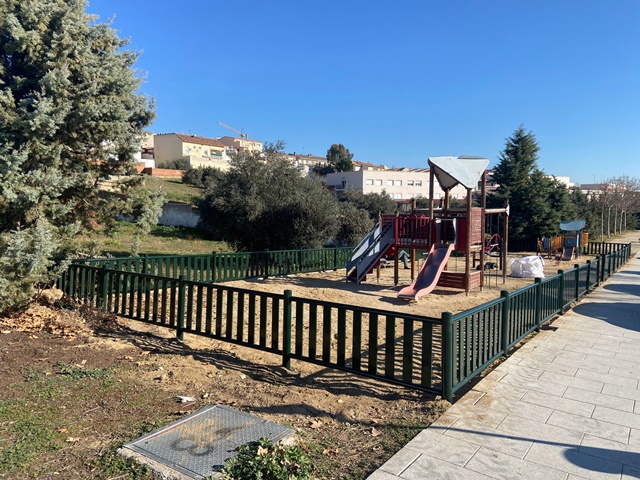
[284,152,328,176]
[216,136,263,154]
[325,168,469,201]
[154,133,229,170]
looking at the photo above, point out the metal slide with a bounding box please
[346,222,394,284]
[397,243,454,301]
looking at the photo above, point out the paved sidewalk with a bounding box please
[370,253,640,480]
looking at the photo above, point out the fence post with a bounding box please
[264,250,270,279]
[211,252,217,282]
[282,290,292,369]
[534,278,542,332]
[574,264,580,301]
[441,311,454,402]
[334,247,338,271]
[500,290,510,357]
[586,260,591,291]
[100,265,109,311]
[177,275,186,341]
[599,254,605,283]
[558,270,565,311]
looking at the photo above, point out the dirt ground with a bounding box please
[1,238,637,479]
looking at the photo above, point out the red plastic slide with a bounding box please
[397,243,455,301]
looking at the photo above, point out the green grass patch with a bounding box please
[0,361,177,479]
[142,176,202,204]
[77,221,231,257]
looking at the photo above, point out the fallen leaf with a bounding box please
[58,428,68,433]
[80,359,86,365]
[257,446,269,456]
[371,417,384,424]
[309,420,323,429]
[1,330,11,335]
[138,351,150,356]
[371,427,382,437]
[322,448,339,456]
[65,437,80,443]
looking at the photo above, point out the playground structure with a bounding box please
[559,219,587,261]
[346,156,509,297]
[537,220,589,262]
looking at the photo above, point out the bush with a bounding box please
[156,159,191,171]
[183,166,225,188]
[220,438,312,480]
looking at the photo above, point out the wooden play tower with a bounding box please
[346,156,508,295]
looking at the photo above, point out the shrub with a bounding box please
[220,438,312,480]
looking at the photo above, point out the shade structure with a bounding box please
[560,220,586,231]
[427,155,490,190]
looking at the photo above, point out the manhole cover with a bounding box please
[121,405,295,479]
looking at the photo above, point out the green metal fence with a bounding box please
[60,242,632,402]
[68,247,353,284]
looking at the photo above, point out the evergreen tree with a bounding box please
[313,143,355,175]
[489,126,574,243]
[0,0,156,312]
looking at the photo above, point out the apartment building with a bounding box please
[154,133,229,170]
[326,168,469,200]
[216,136,263,154]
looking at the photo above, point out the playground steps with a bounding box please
[437,270,482,289]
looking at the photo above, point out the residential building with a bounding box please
[285,152,328,176]
[154,133,229,170]
[325,168,469,201]
[216,136,263,154]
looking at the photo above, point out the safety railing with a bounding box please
[70,247,353,284]
[442,242,632,400]
[60,242,632,402]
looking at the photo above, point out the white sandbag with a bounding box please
[510,255,545,278]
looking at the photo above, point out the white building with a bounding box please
[325,168,469,200]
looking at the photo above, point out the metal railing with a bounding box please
[441,243,631,400]
[59,243,632,401]
[70,247,353,284]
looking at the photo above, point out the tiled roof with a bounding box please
[174,133,225,148]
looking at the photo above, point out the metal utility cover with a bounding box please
[122,405,295,479]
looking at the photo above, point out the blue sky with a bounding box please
[88,0,639,185]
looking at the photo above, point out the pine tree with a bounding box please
[0,0,156,312]
[489,126,574,243]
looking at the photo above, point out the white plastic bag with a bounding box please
[510,255,545,278]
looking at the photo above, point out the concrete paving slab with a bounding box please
[574,368,639,389]
[563,386,636,412]
[520,390,595,418]
[546,410,630,444]
[465,446,569,480]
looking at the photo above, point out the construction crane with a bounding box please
[217,121,248,139]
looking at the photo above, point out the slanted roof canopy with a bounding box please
[560,220,586,232]
[427,156,490,190]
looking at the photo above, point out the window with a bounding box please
[387,179,394,186]
[395,180,402,186]
[394,193,402,199]
[204,149,209,155]
[365,179,374,186]
[407,180,414,186]
[374,179,382,186]
[415,180,422,187]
